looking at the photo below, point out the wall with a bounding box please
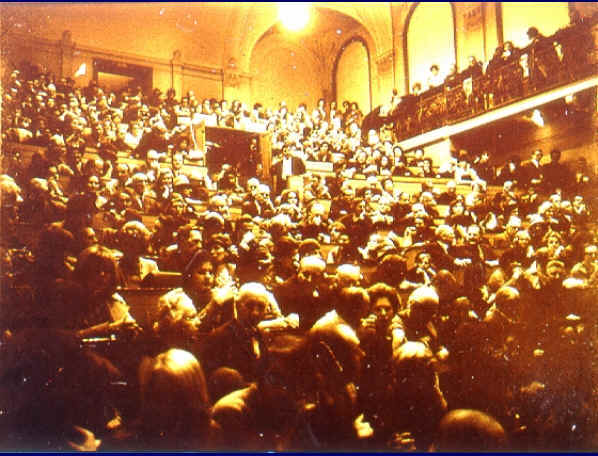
[336,40,371,113]
[250,35,323,112]
[2,30,224,102]
[0,3,229,67]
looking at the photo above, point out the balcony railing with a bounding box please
[392,21,597,142]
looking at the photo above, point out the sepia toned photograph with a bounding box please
[1,1,598,451]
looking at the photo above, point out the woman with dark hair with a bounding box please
[40,245,139,340]
[369,253,407,289]
[359,282,404,436]
[276,189,303,223]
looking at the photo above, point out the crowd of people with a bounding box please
[1,43,598,452]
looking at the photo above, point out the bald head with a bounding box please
[435,409,507,451]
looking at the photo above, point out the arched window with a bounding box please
[501,2,570,48]
[406,3,455,92]
[335,39,371,113]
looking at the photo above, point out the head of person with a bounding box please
[335,264,362,289]
[171,152,184,171]
[255,184,271,203]
[391,341,439,396]
[298,238,322,259]
[432,270,459,304]
[329,221,347,244]
[309,319,363,390]
[545,259,566,282]
[373,253,407,286]
[433,409,508,451]
[138,349,210,442]
[436,224,455,244]
[280,189,300,206]
[407,286,439,325]
[542,230,563,251]
[118,220,151,257]
[450,200,465,216]
[549,148,561,163]
[505,216,522,236]
[246,177,260,195]
[182,249,214,301]
[74,245,121,298]
[466,224,482,244]
[154,289,199,338]
[173,175,192,196]
[235,282,273,328]
[368,282,401,327]
[527,26,539,40]
[494,286,520,320]
[176,224,202,255]
[532,149,543,162]
[129,172,148,194]
[206,234,232,265]
[298,255,326,287]
[335,286,370,329]
[209,194,230,218]
[583,245,598,264]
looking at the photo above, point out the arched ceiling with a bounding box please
[1,2,394,71]
[225,3,393,72]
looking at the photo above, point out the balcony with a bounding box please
[391,20,598,150]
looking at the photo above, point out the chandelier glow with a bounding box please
[278,3,311,31]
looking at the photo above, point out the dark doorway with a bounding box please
[92,58,153,93]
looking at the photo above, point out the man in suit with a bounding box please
[520,149,544,190]
[270,142,306,196]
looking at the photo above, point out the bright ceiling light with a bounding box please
[278,3,311,31]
